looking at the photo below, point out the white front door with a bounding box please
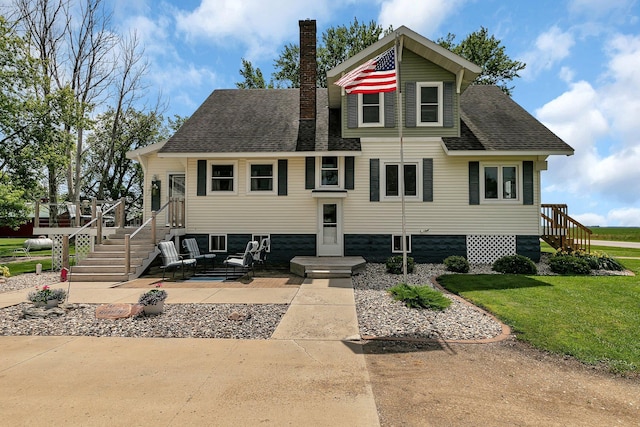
[317,199,343,256]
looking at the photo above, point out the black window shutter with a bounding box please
[345,156,355,190]
[405,82,416,128]
[443,82,454,128]
[384,91,396,128]
[197,160,207,196]
[370,159,380,202]
[305,157,315,189]
[347,94,358,129]
[523,161,534,205]
[423,158,433,202]
[278,159,288,196]
[469,161,480,205]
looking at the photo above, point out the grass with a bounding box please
[590,227,640,242]
[0,237,71,276]
[439,273,640,374]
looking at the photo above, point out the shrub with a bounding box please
[588,251,625,271]
[388,283,451,310]
[492,255,537,275]
[548,255,591,275]
[385,255,415,274]
[443,255,469,273]
[138,284,168,306]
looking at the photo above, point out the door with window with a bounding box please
[167,173,185,226]
[317,199,343,256]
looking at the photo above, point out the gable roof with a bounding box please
[326,26,482,108]
[443,85,574,155]
[159,88,360,156]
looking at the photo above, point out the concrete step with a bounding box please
[76,257,144,266]
[71,265,135,274]
[305,269,353,278]
[68,272,130,282]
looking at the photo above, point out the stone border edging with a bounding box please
[358,276,512,345]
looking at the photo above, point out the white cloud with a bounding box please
[569,0,635,17]
[173,0,333,61]
[520,26,575,79]
[537,33,640,216]
[572,212,607,227]
[377,0,467,37]
[606,207,640,226]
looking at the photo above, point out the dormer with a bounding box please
[327,26,482,139]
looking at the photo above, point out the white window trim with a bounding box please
[358,93,385,127]
[416,82,443,127]
[317,156,343,189]
[480,162,521,203]
[246,160,277,195]
[381,161,421,201]
[208,160,238,195]
[251,234,271,252]
[209,234,228,253]
[392,235,412,253]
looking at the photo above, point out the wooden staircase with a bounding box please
[541,204,592,252]
[70,226,172,282]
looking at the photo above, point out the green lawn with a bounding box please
[439,273,640,374]
[590,227,640,242]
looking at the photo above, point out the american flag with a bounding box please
[334,47,396,94]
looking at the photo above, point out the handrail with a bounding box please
[541,204,592,252]
[130,200,170,240]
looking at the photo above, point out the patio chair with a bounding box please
[253,237,270,266]
[223,240,258,278]
[157,241,197,280]
[12,240,32,259]
[182,238,216,273]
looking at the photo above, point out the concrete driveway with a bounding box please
[0,278,380,426]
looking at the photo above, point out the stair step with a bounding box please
[69,272,130,282]
[77,258,144,266]
[305,269,352,278]
[71,265,135,274]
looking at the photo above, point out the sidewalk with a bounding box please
[0,278,380,426]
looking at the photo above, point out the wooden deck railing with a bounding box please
[541,204,592,252]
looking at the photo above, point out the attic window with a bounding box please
[359,93,384,127]
[417,82,443,126]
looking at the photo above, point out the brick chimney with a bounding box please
[299,19,316,120]
[296,19,317,151]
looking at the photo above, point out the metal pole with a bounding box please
[395,35,408,284]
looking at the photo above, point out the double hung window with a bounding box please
[211,163,235,193]
[483,165,518,201]
[249,163,274,192]
[359,93,384,126]
[384,163,418,198]
[417,82,443,126]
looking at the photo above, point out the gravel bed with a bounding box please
[353,263,505,341]
[0,271,59,293]
[0,303,287,339]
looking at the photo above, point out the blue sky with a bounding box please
[52,1,640,225]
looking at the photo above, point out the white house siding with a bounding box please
[344,140,542,237]
[184,157,317,234]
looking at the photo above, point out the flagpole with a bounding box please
[395,34,407,284]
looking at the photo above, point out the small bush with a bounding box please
[492,255,537,275]
[386,255,415,274]
[388,283,451,310]
[548,255,591,275]
[588,251,625,271]
[443,255,470,273]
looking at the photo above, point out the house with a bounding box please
[127,20,574,266]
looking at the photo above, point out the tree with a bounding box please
[437,27,526,95]
[0,178,30,229]
[271,18,392,88]
[236,58,271,89]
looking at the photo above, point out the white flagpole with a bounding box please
[395,34,407,284]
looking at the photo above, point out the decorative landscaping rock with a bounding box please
[228,311,251,321]
[95,303,144,320]
[22,306,66,319]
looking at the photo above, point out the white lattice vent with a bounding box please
[75,233,92,263]
[467,235,516,264]
[52,234,64,271]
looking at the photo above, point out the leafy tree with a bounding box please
[236,58,271,89]
[437,27,526,95]
[271,18,392,88]
[0,177,30,229]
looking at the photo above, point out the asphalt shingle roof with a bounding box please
[160,88,360,154]
[443,85,573,153]
[160,84,571,155]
